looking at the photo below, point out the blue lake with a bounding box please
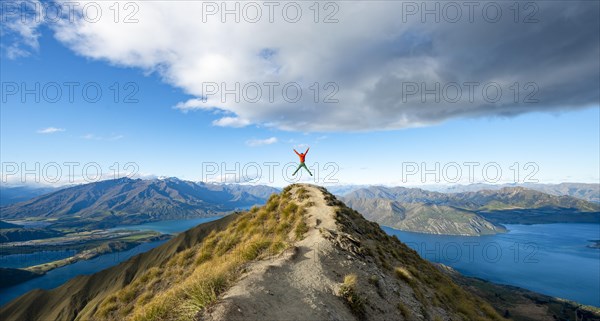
[0,250,77,269]
[0,217,221,307]
[383,223,600,307]
[108,216,222,234]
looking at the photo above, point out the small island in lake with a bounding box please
[587,240,600,249]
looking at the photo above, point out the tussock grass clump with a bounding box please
[281,185,293,197]
[194,251,212,265]
[117,286,137,303]
[395,267,414,284]
[96,295,119,318]
[282,202,299,219]
[294,219,308,240]
[93,186,310,321]
[297,187,310,201]
[241,239,272,261]
[324,194,342,206]
[338,274,365,317]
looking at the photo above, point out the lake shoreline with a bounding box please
[0,217,222,306]
[0,233,171,289]
[384,223,600,308]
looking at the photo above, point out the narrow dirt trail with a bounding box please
[200,184,357,321]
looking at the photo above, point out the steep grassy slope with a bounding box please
[0,189,305,321]
[321,188,505,320]
[93,191,308,321]
[0,214,240,320]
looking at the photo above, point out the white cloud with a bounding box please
[212,117,251,128]
[13,1,599,131]
[1,0,43,59]
[173,98,213,112]
[246,137,278,147]
[37,127,65,134]
[82,134,124,141]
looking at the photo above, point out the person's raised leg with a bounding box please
[293,164,302,175]
[303,163,313,176]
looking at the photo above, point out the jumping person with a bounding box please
[293,147,312,176]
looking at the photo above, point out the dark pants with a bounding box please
[293,162,313,176]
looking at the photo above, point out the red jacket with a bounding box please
[294,148,309,163]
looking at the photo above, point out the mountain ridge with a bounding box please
[2,185,597,321]
[0,178,279,229]
[341,198,506,236]
[342,185,599,235]
[330,183,600,203]
[343,185,599,211]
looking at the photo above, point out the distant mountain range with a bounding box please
[1,178,279,230]
[433,183,600,203]
[2,180,598,235]
[342,198,506,236]
[330,183,600,203]
[342,186,600,235]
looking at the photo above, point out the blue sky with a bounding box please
[1,1,599,187]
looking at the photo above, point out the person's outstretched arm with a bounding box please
[305,147,310,155]
[294,149,300,156]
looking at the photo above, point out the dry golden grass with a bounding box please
[94,187,309,321]
[338,274,365,317]
[394,266,415,285]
